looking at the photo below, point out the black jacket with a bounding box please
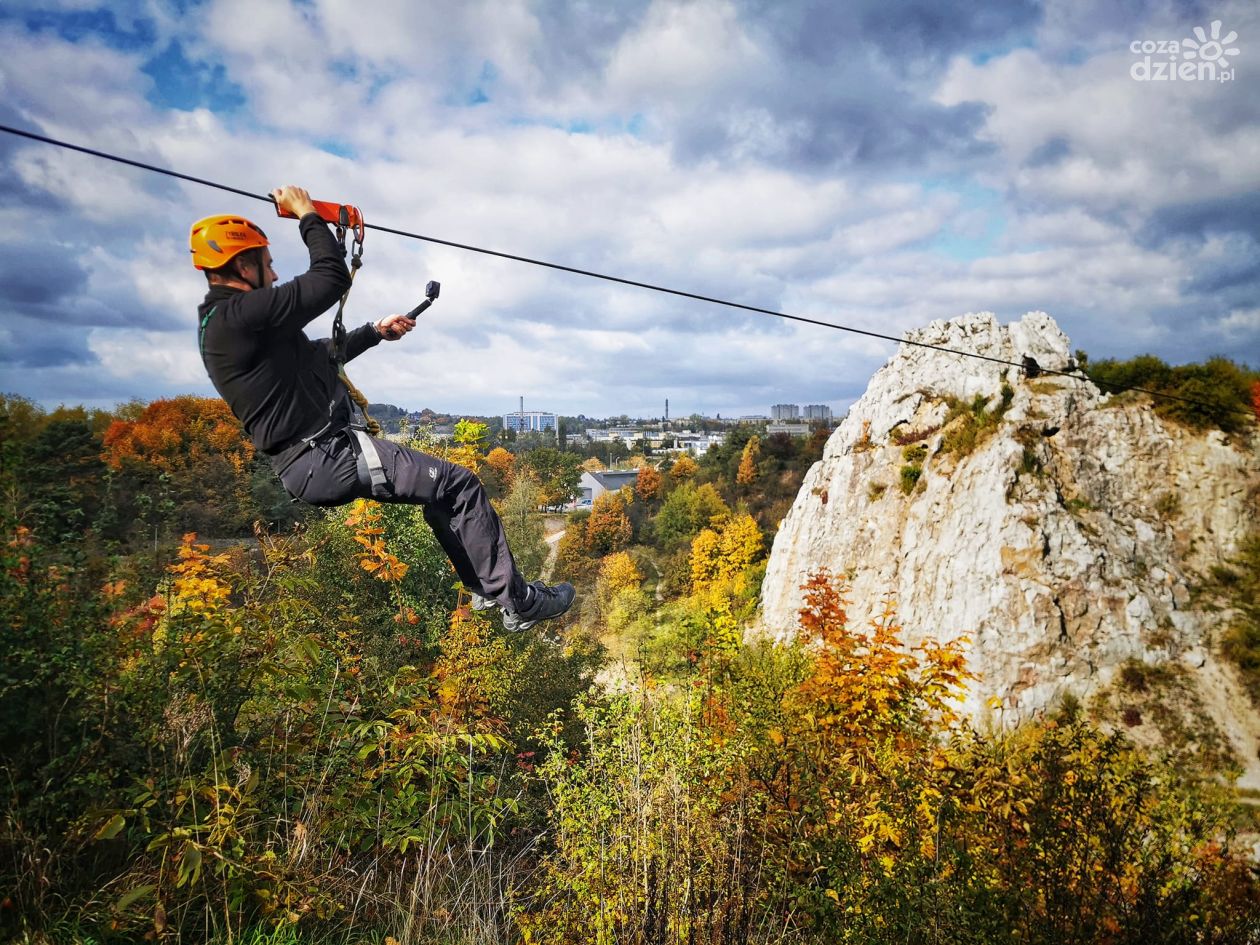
[198,212,382,459]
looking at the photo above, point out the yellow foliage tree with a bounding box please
[599,551,642,596]
[166,533,232,619]
[736,435,760,486]
[596,551,648,632]
[444,419,489,472]
[688,513,764,652]
[669,454,698,481]
[779,570,972,891]
[690,513,762,594]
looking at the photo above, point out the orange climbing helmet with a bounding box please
[189,214,269,270]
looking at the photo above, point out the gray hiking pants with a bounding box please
[277,430,527,608]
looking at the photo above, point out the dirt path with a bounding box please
[541,515,566,582]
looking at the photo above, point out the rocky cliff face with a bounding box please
[760,311,1260,787]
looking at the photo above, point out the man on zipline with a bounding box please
[191,184,574,630]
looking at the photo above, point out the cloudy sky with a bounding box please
[1,0,1257,420]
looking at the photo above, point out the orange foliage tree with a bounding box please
[634,463,663,502]
[485,447,515,482]
[101,396,256,535]
[585,489,633,557]
[102,396,253,473]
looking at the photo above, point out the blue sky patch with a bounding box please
[12,6,156,50]
[142,40,245,112]
[314,138,356,159]
[969,33,1035,66]
[921,176,1008,261]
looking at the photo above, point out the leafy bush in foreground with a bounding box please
[520,573,1260,945]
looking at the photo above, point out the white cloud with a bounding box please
[603,0,765,106]
[88,327,205,383]
[0,0,1256,417]
[1218,307,1260,338]
[935,35,1260,214]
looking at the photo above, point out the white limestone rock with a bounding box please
[759,311,1260,787]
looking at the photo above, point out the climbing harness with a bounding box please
[280,199,387,495]
[275,198,439,499]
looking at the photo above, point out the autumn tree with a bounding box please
[446,419,489,472]
[669,453,698,482]
[595,550,648,632]
[688,513,764,652]
[101,396,257,537]
[689,513,762,594]
[102,396,252,473]
[736,435,760,487]
[635,463,663,503]
[554,511,597,583]
[518,448,583,507]
[585,489,633,557]
[598,551,642,597]
[481,446,516,499]
[580,457,606,473]
[498,473,547,579]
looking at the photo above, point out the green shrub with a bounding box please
[1018,447,1043,478]
[901,443,928,465]
[1215,537,1260,706]
[899,464,923,494]
[939,385,1013,459]
[1087,354,1257,433]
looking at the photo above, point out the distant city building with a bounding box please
[738,415,770,423]
[803,404,833,421]
[771,403,801,420]
[585,427,641,443]
[504,410,557,433]
[766,422,812,437]
[675,432,727,456]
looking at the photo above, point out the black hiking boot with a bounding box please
[469,592,497,612]
[502,580,576,632]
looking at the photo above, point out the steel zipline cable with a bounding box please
[1,121,1253,420]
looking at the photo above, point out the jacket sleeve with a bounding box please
[343,322,384,363]
[313,322,383,363]
[234,213,353,335]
